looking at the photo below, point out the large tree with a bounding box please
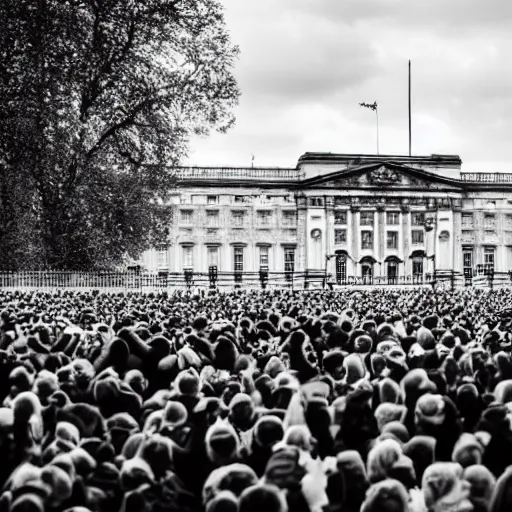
[0,0,239,270]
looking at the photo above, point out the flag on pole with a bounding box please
[360,101,378,111]
[360,101,379,154]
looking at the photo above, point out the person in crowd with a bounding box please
[0,286,510,511]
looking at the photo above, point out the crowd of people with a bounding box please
[0,286,511,512]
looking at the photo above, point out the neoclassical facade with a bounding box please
[141,153,512,287]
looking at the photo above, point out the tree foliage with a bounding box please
[0,0,239,270]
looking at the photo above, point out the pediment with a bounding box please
[300,162,464,191]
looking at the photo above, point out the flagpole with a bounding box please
[408,60,412,156]
[376,106,379,155]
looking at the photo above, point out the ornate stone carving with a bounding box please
[461,231,475,243]
[311,229,322,240]
[368,166,401,186]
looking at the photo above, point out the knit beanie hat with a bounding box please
[354,335,373,354]
[463,464,496,512]
[401,369,437,399]
[264,357,286,379]
[123,369,147,396]
[367,438,404,484]
[253,416,284,448]
[175,369,200,396]
[41,464,73,507]
[494,379,512,405]
[375,403,408,432]
[378,378,404,405]
[423,315,439,331]
[322,350,346,377]
[138,434,174,480]
[422,462,471,512]
[106,413,140,454]
[361,478,410,512]
[120,454,155,491]
[205,490,238,512]
[238,484,287,512]
[370,353,387,378]
[161,400,188,430]
[214,337,239,372]
[263,446,306,490]
[403,435,436,483]
[417,326,437,350]
[381,421,410,445]
[281,424,315,453]
[32,370,60,405]
[203,464,258,505]
[56,403,107,439]
[451,434,484,468]
[206,419,241,463]
[415,394,446,427]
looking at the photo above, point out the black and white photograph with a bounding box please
[0,0,511,511]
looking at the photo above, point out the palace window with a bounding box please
[234,247,244,272]
[309,197,323,207]
[207,246,219,268]
[360,211,374,226]
[156,245,167,269]
[462,213,474,228]
[463,250,473,271]
[484,246,495,267]
[231,211,245,227]
[180,210,193,224]
[387,231,398,249]
[412,213,425,226]
[282,211,296,226]
[361,231,373,250]
[182,246,193,269]
[412,259,423,276]
[412,230,424,245]
[484,214,496,229]
[386,212,400,225]
[259,246,269,270]
[207,195,219,205]
[257,210,273,226]
[284,247,295,273]
[335,211,347,225]
[206,210,219,227]
[335,229,347,244]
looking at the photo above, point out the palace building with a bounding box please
[140,153,512,288]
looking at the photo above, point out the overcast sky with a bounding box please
[185,0,512,173]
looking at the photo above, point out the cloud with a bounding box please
[186,0,512,172]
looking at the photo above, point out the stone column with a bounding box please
[377,205,385,277]
[296,194,308,273]
[401,204,411,276]
[325,196,335,276]
[452,199,463,273]
[350,205,360,276]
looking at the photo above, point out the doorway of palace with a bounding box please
[360,257,374,284]
[386,259,398,285]
[335,251,348,284]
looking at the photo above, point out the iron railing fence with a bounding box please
[0,270,448,290]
